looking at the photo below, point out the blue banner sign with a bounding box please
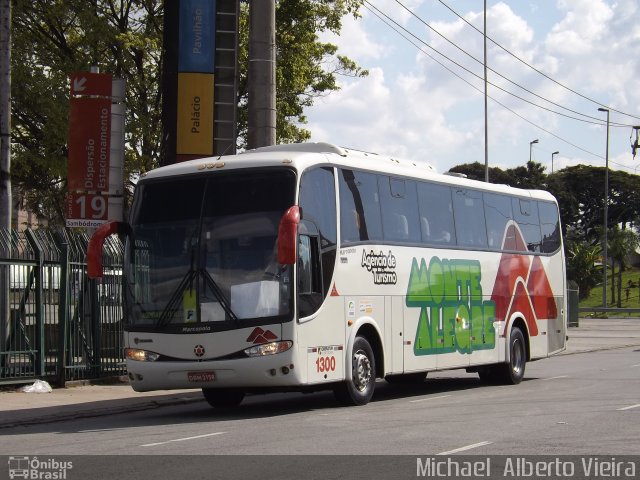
[179,0,216,73]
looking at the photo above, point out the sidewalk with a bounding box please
[1,317,639,429]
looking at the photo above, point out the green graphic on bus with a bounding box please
[406,257,496,355]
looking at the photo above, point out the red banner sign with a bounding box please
[67,72,113,227]
[68,97,112,192]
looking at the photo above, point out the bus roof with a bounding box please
[140,142,557,203]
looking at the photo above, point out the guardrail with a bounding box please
[578,307,640,316]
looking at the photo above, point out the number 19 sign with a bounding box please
[66,192,108,227]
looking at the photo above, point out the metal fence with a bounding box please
[0,228,125,386]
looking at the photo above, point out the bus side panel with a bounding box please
[298,296,346,385]
[402,300,437,373]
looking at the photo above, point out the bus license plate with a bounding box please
[187,371,215,382]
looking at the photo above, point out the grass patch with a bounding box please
[579,267,640,315]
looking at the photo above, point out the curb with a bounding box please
[0,394,204,430]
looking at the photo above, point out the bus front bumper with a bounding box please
[126,354,301,392]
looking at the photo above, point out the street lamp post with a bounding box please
[598,107,610,307]
[551,151,559,173]
[483,0,488,183]
[529,139,539,162]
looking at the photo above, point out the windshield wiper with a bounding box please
[155,269,198,329]
[200,268,238,322]
[154,267,238,329]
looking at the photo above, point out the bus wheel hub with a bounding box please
[353,351,372,391]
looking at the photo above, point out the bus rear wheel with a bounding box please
[334,336,376,406]
[202,388,245,408]
[477,326,526,385]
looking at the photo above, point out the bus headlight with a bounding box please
[125,348,160,362]
[244,341,293,357]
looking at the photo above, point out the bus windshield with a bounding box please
[124,168,296,332]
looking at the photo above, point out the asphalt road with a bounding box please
[1,346,638,459]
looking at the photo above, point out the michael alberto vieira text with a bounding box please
[416,457,637,477]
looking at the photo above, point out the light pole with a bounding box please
[529,139,539,162]
[551,151,559,173]
[598,107,610,307]
[483,0,488,183]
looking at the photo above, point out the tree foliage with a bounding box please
[11,0,365,225]
[565,241,602,300]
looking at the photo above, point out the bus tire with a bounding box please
[385,372,427,384]
[497,326,526,385]
[334,336,376,406]
[202,388,245,408]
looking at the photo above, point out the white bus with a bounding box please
[88,142,566,408]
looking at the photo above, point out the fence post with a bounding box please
[90,277,101,376]
[0,229,9,373]
[25,229,45,376]
[56,239,69,387]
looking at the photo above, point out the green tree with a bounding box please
[11,0,365,226]
[548,166,640,243]
[565,241,602,300]
[506,160,547,189]
[448,161,513,184]
[608,226,639,307]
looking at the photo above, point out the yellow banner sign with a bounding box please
[177,72,214,155]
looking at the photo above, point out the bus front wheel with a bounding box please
[334,336,376,406]
[202,388,245,408]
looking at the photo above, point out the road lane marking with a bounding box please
[631,364,640,368]
[409,395,452,404]
[141,432,226,447]
[437,441,492,455]
[617,404,640,411]
[541,375,568,381]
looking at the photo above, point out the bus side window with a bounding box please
[513,198,542,252]
[299,167,337,317]
[297,233,323,318]
[539,201,561,253]
[378,176,420,243]
[453,189,488,248]
[339,169,383,243]
[484,192,513,250]
[417,182,456,246]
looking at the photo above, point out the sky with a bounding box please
[305,0,640,177]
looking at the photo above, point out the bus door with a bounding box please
[384,296,404,375]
